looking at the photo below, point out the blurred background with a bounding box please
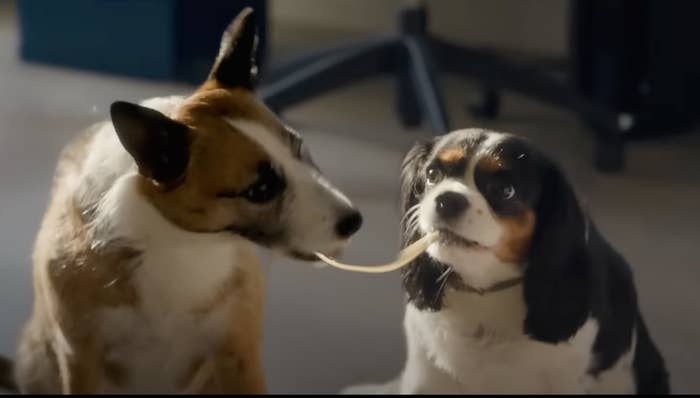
[0,0,698,393]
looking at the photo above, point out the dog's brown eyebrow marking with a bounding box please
[438,147,466,163]
[478,154,506,172]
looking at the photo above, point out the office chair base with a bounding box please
[260,4,625,172]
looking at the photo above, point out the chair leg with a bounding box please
[259,37,399,113]
[396,46,423,128]
[404,36,450,134]
[433,37,572,109]
[262,45,346,83]
[594,129,625,172]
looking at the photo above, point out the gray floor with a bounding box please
[1,3,699,394]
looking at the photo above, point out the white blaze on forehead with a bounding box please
[419,178,502,247]
[465,131,509,185]
[224,118,300,172]
[224,118,351,206]
[431,128,489,156]
[226,118,350,206]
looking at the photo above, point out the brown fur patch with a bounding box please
[180,246,266,394]
[179,356,208,392]
[191,267,247,315]
[138,88,291,234]
[47,203,141,311]
[103,358,128,387]
[477,154,505,173]
[212,245,266,394]
[438,147,465,163]
[24,184,141,393]
[494,209,535,263]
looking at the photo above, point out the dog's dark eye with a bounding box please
[426,166,442,185]
[243,162,286,204]
[219,162,286,203]
[488,181,516,200]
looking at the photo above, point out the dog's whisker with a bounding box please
[404,217,420,233]
[403,210,421,228]
[433,266,453,306]
[400,205,421,225]
[436,266,453,283]
[404,216,420,233]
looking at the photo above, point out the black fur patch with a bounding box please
[401,253,461,311]
[110,101,190,185]
[212,7,259,89]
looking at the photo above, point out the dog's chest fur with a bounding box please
[402,287,635,394]
[96,176,253,393]
[56,96,261,393]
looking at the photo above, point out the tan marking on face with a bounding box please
[493,209,535,263]
[139,88,291,234]
[438,147,465,164]
[477,153,505,173]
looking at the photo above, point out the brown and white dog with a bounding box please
[6,8,361,394]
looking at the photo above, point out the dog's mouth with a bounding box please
[289,250,321,262]
[226,226,347,263]
[290,246,345,262]
[436,229,488,250]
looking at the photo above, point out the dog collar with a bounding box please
[456,276,524,296]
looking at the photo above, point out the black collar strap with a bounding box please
[456,276,524,296]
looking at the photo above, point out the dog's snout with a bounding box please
[335,211,362,238]
[435,191,469,220]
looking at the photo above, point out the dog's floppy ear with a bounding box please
[399,139,433,245]
[400,139,455,311]
[523,158,591,343]
[110,101,190,186]
[208,7,259,89]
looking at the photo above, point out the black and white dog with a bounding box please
[345,129,669,394]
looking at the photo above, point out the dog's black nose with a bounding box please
[336,211,363,238]
[435,191,469,219]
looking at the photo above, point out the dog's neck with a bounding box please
[410,279,529,342]
[402,247,526,315]
[426,244,523,290]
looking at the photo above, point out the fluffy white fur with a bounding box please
[344,287,635,394]
[97,175,250,393]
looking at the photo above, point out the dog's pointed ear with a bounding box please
[208,7,258,89]
[110,101,190,186]
[523,159,591,343]
[399,139,434,244]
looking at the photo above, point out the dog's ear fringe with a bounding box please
[399,139,433,245]
[399,139,454,311]
[523,158,592,343]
